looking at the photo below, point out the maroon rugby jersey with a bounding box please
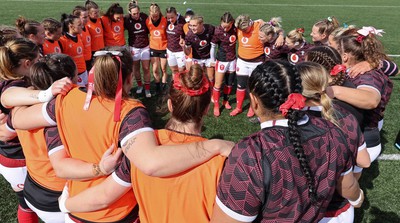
[287,42,314,64]
[124,13,150,48]
[216,116,353,222]
[0,79,29,160]
[349,69,393,128]
[263,38,289,61]
[166,19,185,52]
[185,24,215,59]
[211,25,237,62]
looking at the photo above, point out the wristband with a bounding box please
[348,189,363,206]
[58,185,70,213]
[38,87,54,102]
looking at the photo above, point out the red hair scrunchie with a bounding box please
[279,93,306,117]
[330,64,347,76]
[173,72,210,96]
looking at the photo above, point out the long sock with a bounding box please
[17,205,38,223]
[136,80,143,87]
[223,85,232,101]
[236,88,246,110]
[213,87,221,116]
[144,83,150,90]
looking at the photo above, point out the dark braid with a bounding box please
[249,60,318,204]
[288,64,318,204]
[306,46,345,86]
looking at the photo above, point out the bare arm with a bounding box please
[12,104,52,130]
[49,146,122,180]
[62,176,130,212]
[336,171,364,207]
[329,86,380,109]
[122,131,234,177]
[356,147,371,168]
[1,77,73,108]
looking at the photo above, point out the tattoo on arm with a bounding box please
[122,137,136,154]
[30,93,38,99]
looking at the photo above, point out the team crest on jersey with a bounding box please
[289,54,299,63]
[229,35,236,43]
[200,40,207,47]
[114,26,121,32]
[168,24,174,30]
[77,46,83,54]
[54,47,61,53]
[241,37,249,44]
[154,30,160,36]
[95,27,101,34]
[86,36,91,43]
[135,23,142,30]
[264,47,271,55]
[219,64,225,71]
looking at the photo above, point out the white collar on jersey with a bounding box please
[260,115,309,129]
[302,106,322,112]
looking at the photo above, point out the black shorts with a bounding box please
[150,49,167,58]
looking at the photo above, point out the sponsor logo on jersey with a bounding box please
[54,47,61,53]
[241,37,249,44]
[264,47,271,55]
[200,40,207,46]
[290,54,299,63]
[114,25,121,32]
[86,36,91,43]
[95,27,101,34]
[77,46,83,54]
[154,30,160,36]
[135,23,142,30]
[229,35,237,43]
[168,24,174,31]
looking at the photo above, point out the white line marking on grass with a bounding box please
[5,0,400,8]
[388,55,400,58]
[377,154,400,161]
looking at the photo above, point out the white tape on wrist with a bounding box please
[348,189,363,206]
[38,87,54,102]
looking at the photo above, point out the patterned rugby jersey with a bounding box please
[216,116,353,222]
[0,79,28,160]
[287,42,314,65]
[263,38,289,61]
[185,24,215,59]
[166,19,186,52]
[211,25,237,62]
[349,69,393,128]
[124,13,150,48]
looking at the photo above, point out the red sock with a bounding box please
[136,80,143,87]
[144,83,150,90]
[212,87,221,104]
[17,205,38,223]
[223,85,232,95]
[236,89,246,110]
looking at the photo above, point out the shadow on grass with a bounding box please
[369,206,400,223]
[354,161,380,223]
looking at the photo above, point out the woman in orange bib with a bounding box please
[146,3,168,93]
[59,64,226,223]
[101,3,126,47]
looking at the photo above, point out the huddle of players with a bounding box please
[0,0,397,223]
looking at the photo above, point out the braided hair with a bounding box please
[306,46,346,86]
[248,60,318,204]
